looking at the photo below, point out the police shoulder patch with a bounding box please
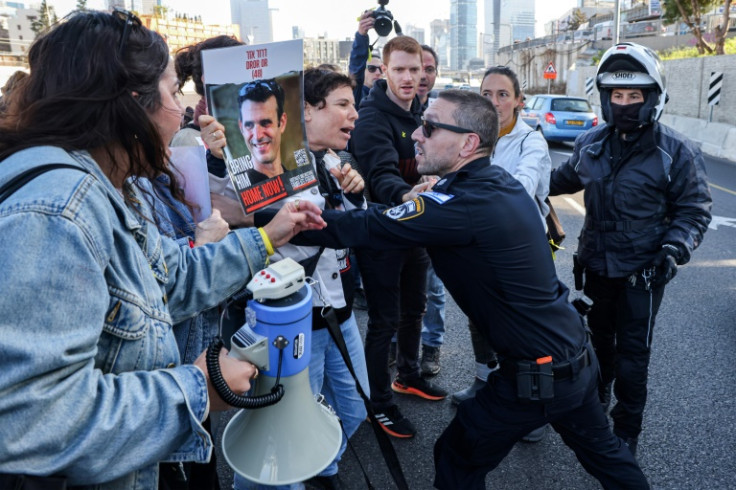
[383,197,425,221]
[421,190,454,204]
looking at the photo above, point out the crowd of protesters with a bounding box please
[0,6,711,490]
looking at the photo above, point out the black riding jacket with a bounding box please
[549,123,712,278]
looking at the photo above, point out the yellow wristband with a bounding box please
[257,227,275,256]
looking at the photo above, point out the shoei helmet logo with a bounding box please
[384,197,425,221]
[613,71,636,80]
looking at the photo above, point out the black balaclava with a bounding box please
[610,101,645,133]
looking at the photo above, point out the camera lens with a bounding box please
[371,5,394,37]
[374,16,393,36]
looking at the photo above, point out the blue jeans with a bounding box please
[234,313,369,489]
[421,263,446,348]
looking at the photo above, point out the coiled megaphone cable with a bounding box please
[205,288,286,409]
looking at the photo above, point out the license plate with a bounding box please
[566,120,584,126]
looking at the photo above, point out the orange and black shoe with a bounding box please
[374,404,416,439]
[391,375,448,401]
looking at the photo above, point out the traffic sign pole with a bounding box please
[543,61,557,94]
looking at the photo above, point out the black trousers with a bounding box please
[467,319,496,366]
[584,270,665,439]
[356,247,429,408]
[434,347,649,489]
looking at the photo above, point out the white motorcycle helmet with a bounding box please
[596,42,668,127]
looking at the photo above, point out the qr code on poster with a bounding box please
[294,148,310,167]
[290,171,315,189]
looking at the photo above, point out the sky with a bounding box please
[46,0,578,39]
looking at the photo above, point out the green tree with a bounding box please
[663,0,732,54]
[76,0,87,11]
[153,5,169,18]
[568,8,588,32]
[30,0,58,36]
[713,0,733,55]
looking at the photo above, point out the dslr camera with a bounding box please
[370,0,394,37]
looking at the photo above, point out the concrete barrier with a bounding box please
[660,114,736,162]
[722,127,736,161]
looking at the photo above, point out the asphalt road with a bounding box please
[217,145,736,489]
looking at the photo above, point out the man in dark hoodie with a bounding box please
[349,35,447,439]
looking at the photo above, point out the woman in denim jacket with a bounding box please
[0,10,323,489]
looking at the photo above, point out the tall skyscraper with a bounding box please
[450,0,477,71]
[483,0,535,66]
[430,19,450,69]
[404,24,426,44]
[230,0,272,44]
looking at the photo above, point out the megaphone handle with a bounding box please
[205,337,285,409]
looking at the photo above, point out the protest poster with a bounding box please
[202,39,316,214]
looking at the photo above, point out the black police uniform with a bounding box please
[298,157,649,489]
[550,122,712,443]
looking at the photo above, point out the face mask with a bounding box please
[610,101,645,133]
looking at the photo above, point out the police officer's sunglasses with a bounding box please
[366,65,383,74]
[421,118,475,138]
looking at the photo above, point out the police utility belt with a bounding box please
[496,347,591,402]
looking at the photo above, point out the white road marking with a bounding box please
[551,149,573,157]
[708,215,736,231]
[563,197,586,216]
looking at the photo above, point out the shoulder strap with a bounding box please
[0,163,88,204]
[322,309,409,490]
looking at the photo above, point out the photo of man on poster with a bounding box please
[237,79,288,185]
[203,40,317,215]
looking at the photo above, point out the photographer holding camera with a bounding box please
[348,11,381,109]
[348,1,399,108]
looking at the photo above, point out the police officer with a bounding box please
[270,89,649,489]
[549,43,712,456]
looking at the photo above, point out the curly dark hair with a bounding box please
[0,10,183,209]
[303,68,353,109]
[175,35,244,96]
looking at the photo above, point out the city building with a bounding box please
[140,14,240,53]
[6,7,35,55]
[107,0,144,13]
[544,1,615,36]
[450,0,477,71]
[0,1,25,53]
[404,23,426,44]
[483,0,535,66]
[303,36,341,68]
[140,0,159,15]
[338,39,352,60]
[230,0,272,44]
[430,18,450,69]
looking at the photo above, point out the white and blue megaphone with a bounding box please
[208,258,342,486]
